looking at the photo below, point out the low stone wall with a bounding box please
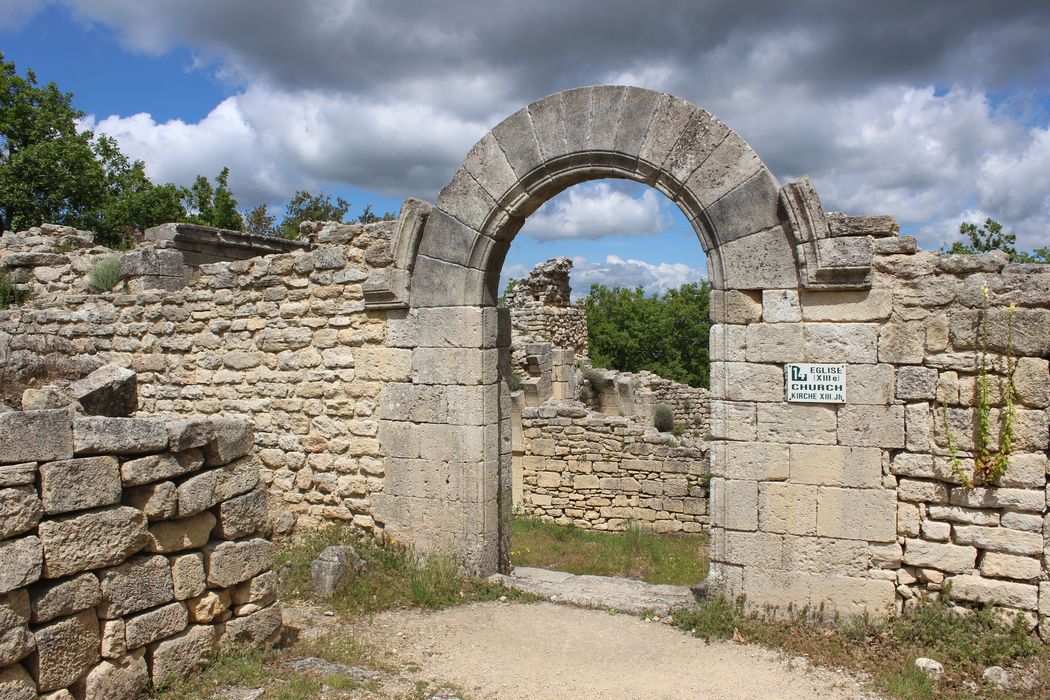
[0,224,120,300]
[520,402,709,532]
[0,410,278,698]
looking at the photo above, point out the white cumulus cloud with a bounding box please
[520,183,668,241]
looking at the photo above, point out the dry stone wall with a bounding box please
[0,220,402,537]
[520,403,708,532]
[0,409,278,698]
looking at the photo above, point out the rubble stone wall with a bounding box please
[0,221,401,537]
[0,410,278,698]
[520,403,709,532]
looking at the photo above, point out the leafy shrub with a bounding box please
[653,403,674,432]
[0,269,29,308]
[87,255,121,293]
[671,423,685,438]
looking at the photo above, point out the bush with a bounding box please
[87,255,121,293]
[653,403,674,432]
[671,423,685,438]
[0,269,29,308]
[508,370,523,391]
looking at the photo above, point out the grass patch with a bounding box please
[274,525,533,617]
[510,516,707,585]
[671,596,1049,699]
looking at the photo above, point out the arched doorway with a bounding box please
[370,86,881,595]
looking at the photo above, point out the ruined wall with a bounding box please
[520,403,708,532]
[0,411,277,697]
[0,221,402,537]
[507,257,588,366]
[0,224,122,299]
[708,238,1049,628]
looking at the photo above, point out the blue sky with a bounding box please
[3,1,1048,295]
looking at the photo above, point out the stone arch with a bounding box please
[371,85,881,582]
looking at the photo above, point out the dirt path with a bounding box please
[353,601,880,700]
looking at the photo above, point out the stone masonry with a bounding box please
[0,85,1046,629]
[0,402,278,697]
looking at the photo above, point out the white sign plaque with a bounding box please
[785,363,846,403]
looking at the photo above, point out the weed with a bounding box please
[671,422,685,438]
[87,254,121,293]
[0,269,29,308]
[509,369,523,391]
[653,403,674,432]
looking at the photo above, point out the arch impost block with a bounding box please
[780,177,875,290]
[362,197,432,310]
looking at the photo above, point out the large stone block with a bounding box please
[67,364,137,417]
[720,442,788,481]
[97,554,174,619]
[0,537,42,593]
[0,663,36,700]
[756,403,836,445]
[214,488,268,540]
[950,487,1044,513]
[73,648,148,700]
[27,609,100,692]
[204,538,273,588]
[790,445,882,488]
[878,322,926,364]
[785,537,869,576]
[169,553,206,601]
[38,456,121,515]
[73,417,168,455]
[744,324,804,363]
[947,574,1038,610]
[902,539,977,573]
[120,449,203,487]
[952,525,1042,556]
[837,405,904,448]
[166,419,215,452]
[146,512,217,554]
[708,401,756,441]
[218,603,282,650]
[761,289,801,323]
[759,482,817,535]
[0,589,33,667]
[979,552,1041,581]
[724,531,787,568]
[1011,357,1048,408]
[0,410,73,464]
[0,462,36,487]
[896,366,937,400]
[125,601,188,650]
[29,573,101,623]
[147,624,216,683]
[39,506,148,578]
[200,417,254,467]
[723,479,758,531]
[124,481,178,520]
[0,485,42,539]
[816,487,896,542]
[176,455,260,517]
[709,290,762,324]
[798,290,893,322]
[809,575,896,618]
[802,323,878,364]
[230,571,276,607]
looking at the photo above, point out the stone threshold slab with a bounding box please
[487,566,698,615]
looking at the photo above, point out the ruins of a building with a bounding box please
[0,86,1046,645]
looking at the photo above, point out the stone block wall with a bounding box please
[707,241,1049,627]
[520,402,709,532]
[0,410,278,698]
[0,220,401,537]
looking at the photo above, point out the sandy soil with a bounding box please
[352,601,881,700]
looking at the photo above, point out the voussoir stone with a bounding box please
[67,364,137,417]
[0,410,73,464]
[120,449,203,487]
[146,512,216,554]
[204,538,273,588]
[38,506,148,578]
[73,417,169,455]
[97,554,174,619]
[27,609,100,692]
[38,456,122,514]
[0,485,43,539]
[29,572,101,623]
[0,536,43,593]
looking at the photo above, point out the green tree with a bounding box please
[356,203,396,224]
[278,190,349,238]
[90,135,186,247]
[242,203,276,236]
[582,281,711,388]
[943,217,1048,263]
[0,52,107,231]
[183,167,242,230]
